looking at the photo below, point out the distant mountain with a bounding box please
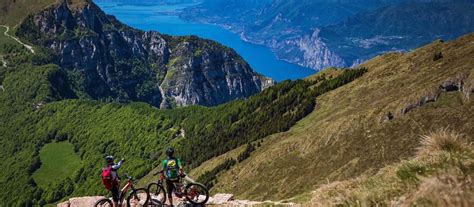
[16,0,273,108]
[181,0,474,71]
[319,0,474,67]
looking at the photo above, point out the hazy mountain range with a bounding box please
[181,0,474,70]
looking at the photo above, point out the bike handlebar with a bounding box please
[123,173,133,180]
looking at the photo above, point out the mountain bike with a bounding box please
[147,170,209,205]
[94,173,150,207]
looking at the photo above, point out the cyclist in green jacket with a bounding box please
[162,147,184,206]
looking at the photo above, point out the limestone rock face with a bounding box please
[18,1,274,108]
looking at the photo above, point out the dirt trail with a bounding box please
[57,194,295,206]
[0,25,35,54]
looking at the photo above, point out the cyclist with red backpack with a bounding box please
[101,155,125,207]
[163,147,184,206]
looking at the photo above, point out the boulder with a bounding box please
[208,194,234,205]
[57,196,106,207]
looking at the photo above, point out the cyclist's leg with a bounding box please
[111,185,120,207]
[166,179,175,206]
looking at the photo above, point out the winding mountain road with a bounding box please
[0,25,35,54]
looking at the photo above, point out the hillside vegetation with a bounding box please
[193,33,474,203]
[309,128,473,206]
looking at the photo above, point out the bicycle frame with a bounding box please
[118,178,135,204]
[149,170,208,205]
[156,171,192,198]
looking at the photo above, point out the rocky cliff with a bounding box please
[17,0,273,108]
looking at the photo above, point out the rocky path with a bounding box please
[0,25,35,54]
[57,194,295,206]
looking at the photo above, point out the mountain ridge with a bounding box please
[11,0,274,108]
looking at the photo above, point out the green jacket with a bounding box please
[162,158,181,179]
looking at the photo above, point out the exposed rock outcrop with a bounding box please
[57,196,105,207]
[270,29,346,70]
[380,74,473,122]
[17,0,273,108]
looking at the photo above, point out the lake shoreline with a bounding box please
[95,1,316,81]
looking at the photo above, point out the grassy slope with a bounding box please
[197,33,474,201]
[32,142,82,187]
[309,124,474,206]
[0,0,58,27]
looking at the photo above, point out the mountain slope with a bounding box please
[14,0,273,108]
[190,33,474,201]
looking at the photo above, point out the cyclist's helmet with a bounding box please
[166,147,175,157]
[105,155,114,164]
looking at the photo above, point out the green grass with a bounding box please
[32,141,82,187]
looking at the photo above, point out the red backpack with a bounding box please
[101,166,114,190]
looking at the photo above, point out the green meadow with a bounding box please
[33,142,82,187]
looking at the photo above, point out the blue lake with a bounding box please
[95,2,316,81]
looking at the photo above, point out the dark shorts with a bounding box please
[165,179,178,197]
[111,186,120,202]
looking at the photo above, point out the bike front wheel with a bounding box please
[94,198,113,207]
[147,182,167,205]
[184,183,209,205]
[127,188,150,207]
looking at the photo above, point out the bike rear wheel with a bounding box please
[184,183,209,205]
[94,198,113,207]
[147,182,166,205]
[127,188,150,207]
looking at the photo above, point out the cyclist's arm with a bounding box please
[111,159,124,170]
